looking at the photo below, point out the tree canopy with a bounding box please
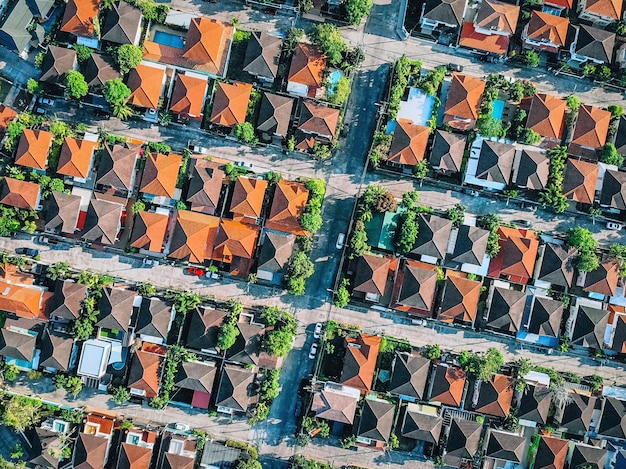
[64,71,89,100]
[345,0,373,25]
[103,78,131,106]
[116,44,143,74]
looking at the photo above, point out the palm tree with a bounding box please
[112,102,134,120]
[46,261,70,281]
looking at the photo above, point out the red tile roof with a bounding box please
[524,94,566,140]
[0,177,40,210]
[444,73,486,121]
[229,177,268,222]
[438,273,481,324]
[15,129,52,170]
[118,443,152,469]
[169,74,208,118]
[130,211,169,252]
[298,101,340,139]
[168,210,219,263]
[459,22,511,55]
[388,119,430,165]
[571,105,611,149]
[0,105,17,132]
[0,281,44,320]
[563,158,598,205]
[60,0,100,37]
[127,63,165,109]
[182,17,233,75]
[127,349,162,398]
[288,42,326,88]
[57,137,97,179]
[212,219,260,262]
[526,11,569,47]
[488,226,539,283]
[210,82,252,127]
[430,364,466,407]
[339,333,381,393]
[265,180,309,236]
[583,0,623,19]
[475,374,514,417]
[475,0,520,34]
[140,153,182,198]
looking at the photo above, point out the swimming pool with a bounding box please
[326,70,343,94]
[397,87,435,126]
[153,30,185,49]
[491,99,505,120]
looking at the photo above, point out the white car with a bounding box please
[313,322,323,339]
[143,258,159,266]
[308,343,318,360]
[236,161,254,170]
[192,146,211,155]
[335,233,345,249]
[38,97,55,106]
[607,222,623,230]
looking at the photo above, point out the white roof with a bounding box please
[77,339,111,378]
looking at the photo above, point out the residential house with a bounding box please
[0,0,53,57]
[459,0,519,56]
[488,226,539,283]
[155,430,197,469]
[174,360,217,409]
[199,441,243,469]
[471,374,513,418]
[127,62,166,109]
[486,286,526,334]
[127,345,165,399]
[352,254,391,303]
[600,169,626,209]
[556,392,596,433]
[57,137,97,183]
[535,242,577,288]
[211,219,260,276]
[243,31,282,83]
[513,149,550,190]
[96,143,140,195]
[77,338,112,380]
[139,152,183,201]
[571,105,611,150]
[116,428,156,469]
[256,229,296,285]
[184,306,229,352]
[167,210,219,263]
[577,0,623,27]
[215,364,256,414]
[256,93,294,140]
[450,225,489,267]
[135,297,173,345]
[533,436,568,469]
[526,295,564,339]
[521,93,566,140]
[0,177,41,210]
[465,138,516,190]
[210,81,252,127]
[130,210,169,253]
[518,384,552,425]
[264,179,309,236]
[562,158,598,205]
[429,130,466,174]
[400,405,443,445]
[27,426,68,469]
[444,418,482,466]
[392,260,438,315]
[287,42,326,98]
[570,304,609,349]
[83,53,121,93]
[82,198,123,245]
[229,176,268,224]
[438,273,481,325]
[581,258,619,296]
[96,286,136,341]
[485,429,526,464]
[0,280,46,320]
[169,73,208,121]
[339,333,381,394]
[614,116,626,155]
[429,363,467,407]
[388,352,430,400]
[73,433,110,469]
[0,105,17,138]
[186,158,224,215]
[443,73,485,130]
[15,129,53,171]
[570,25,616,65]
[609,307,626,353]
[59,0,100,43]
[356,398,395,449]
[597,397,626,438]
[387,119,430,167]
[39,45,77,84]
[410,213,453,262]
[101,1,143,45]
[522,11,569,53]
[310,382,361,425]
[569,443,607,469]
[223,313,264,365]
[45,279,87,323]
[44,191,81,234]
[0,327,38,370]
[39,329,74,373]
[419,0,466,34]
[295,100,340,151]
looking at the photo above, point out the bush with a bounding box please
[522,50,540,67]
[326,76,351,105]
[103,78,131,106]
[334,278,350,307]
[73,44,93,63]
[233,122,258,145]
[344,0,373,25]
[116,44,143,74]
[598,143,624,166]
[26,78,41,95]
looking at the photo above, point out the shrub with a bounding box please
[116,44,143,74]
[64,71,88,100]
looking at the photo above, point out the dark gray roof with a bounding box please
[199,441,241,469]
[101,1,142,44]
[486,287,526,334]
[600,169,626,210]
[574,25,615,64]
[174,360,217,393]
[537,243,577,287]
[396,263,438,311]
[39,329,73,372]
[570,443,607,469]
[357,399,395,443]
[475,140,515,184]
[614,116,626,155]
[243,31,282,79]
[82,199,123,245]
[186,159,224,215]
[518,384,552,424]
[257,229,296,274]
[560,394,595,433]
[430,130,465,173]
[83,53,120,92]
[515,149,549,190]
[400,408,442,444]
[28,427,63,469]
[96,143,139,191]
[389,352,430,399]
[44,191,81,234]
[256,93,294,137]
[40,45,76,84]
[96,287,135,332]
[486,430,526,463]
[46,279,87,321]
[135,297,172,341]
[451,225,489,265]
[215,365,255,412]
[572,305,609,349]
[445,418,482,459]
[411,213,453,259]
[598,397,626,439]
[185,307,229,351]
[422,0,466,28]
[225,321,264,366]
[0,328,35,362]
[528,296,563,337]
[0,0,46,52]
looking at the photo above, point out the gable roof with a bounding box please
[210,81,251,127]
[353,254,390,296]
[243,31,282,79]
[528,296,563,337]
[430,364,466,406]
[525,94,566,140]
[451,225,489,265]
[560,393,595,433]
[601,169,626,209]
[614,116,626,155]
[570,443,607,469]
[215,364,254,412]
[0,0,46,54]
[161,453,194,469]
[96,286,135,332]
[0,177,40,210]
[516,149,549,190]
[212,219,260,262]
[572,305,609,349]
[422,0,466,27]
[444,73,485,121]
[389,352,430,399]
[39,329,73,372]
[388,120,429,166]
[401,409,442,444]
[83,53,120,92]
[256,93,294,137]
[597,397,626,439]
[298,100,340,139]
[395,261,438,311]
[135,297,172,341]
[257,229,296,273]
[265,179,309,235]
[339,333,381,393]
[537,243,577,287]
[186,158,224,215]
[412,213,453,259]
[357,399,395,443]
[46,279,87,320]
[181,17,232,76]
[185,306,229,351]
[288,42,326,87]
[174,360,216,393]
[44,191,80,234]
[40,45,76,84]
[492,226,539,281]
[140,153,182,198]
[526,11,568,47]
[572,105,611,148]
[563,158,598,205]
[127,63,164,109]
[582,0,623,19]
[475,0,519,34]
[15,129,52,170]
[534,436,568,469]
[446,418,482,459]
[486,287,526,334]
[429,130,466,173]
[0,328,36,362]
[57,137,97,179]
[611,313,626,353]
[575,25,616,63]
[474,374,513,417]
[130,211,169,252]
[311,383,360,424]
[486,430,526,462]
[476,139,515,184]
[73,433,108,469]
[230,177,268,220]
[96,143,139,191]
[101,1,142,44]
[82,198,123,245]
[169,74,208,118]
[583,258,619,296]
[60,0,100,37]
[117,442,152,469]
[127,349,163,398]
[439,274,481,324]
[0,281,44,319]
[518,384,552,424]
[168,210,218,263]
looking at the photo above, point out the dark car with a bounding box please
[512,219,532,228]
[15,248,39,257]
[446,63,463,72]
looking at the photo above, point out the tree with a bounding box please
[395,210,418,254]
[300,212,323,233]
[566,95,581,112]
[334,278,350,307]
[424,344,441,360]
[477,347,504,381]
[3,364,18,381]
[103,78,131,106]
[217,322,239,350]
[326,76,350,105]
[310,24,346,66]
[237,460,262,469]
[64,376,83,397]
[586,374,603,391]
[137,282,156,297]
[2,395,41,431]
[116,44,143,74]
[388,433,399,451]
[112,386,131,404]
[345,0,373,25]
[26,78,41,95]
[567,227,597,252]
[577,251,600,272]
[73,44,93,63]
[64,71,88,100]
[266,329,294,357]
[583,63,596,77]
[476,115,504,137]
[46,261,70,280]
[608,104,624,117]
[446,203,466,228]
[413,160,428,179]
[131,199,145,214]
[112,102,134,120]
[342,46,365,72]
[522,50,540,67]
[233,122,258,145]
[598,143,624,166]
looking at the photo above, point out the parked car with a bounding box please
[446,63,463,72]
[15,248,39,257]
[335,233,345,249]
[607,222,623,230]
[411,318,427,326]
[514,201,537,211]
[143,258,159,266]
[313,322,323,339]
[34,107,46,115]
[308,343,319,360]
[205,271,222,279]
[513,219,532,228]
[186,266,205,276]
[37,236,58,245]
[37,97,54,106]
[236,161,254,170]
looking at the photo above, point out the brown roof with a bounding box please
[534,436,569,469]
[182,17,233,76]
[210,81,251,127]
[186,158,224,215]
[256,93,294,137]
[83,53,120,92]
[515,149,550,190]
[212,219,260,262]
[474,374,513,417]
[438,273,481,324]
[82,198,123,245]
[583,258,619,296]
[57,137,97,179]
[15,129,52,170]
[444,73,485,121]
[339,333,381,393]
[39,329,74,372]
[299,101,340,139]
[73,433,108,469]
[601,169,626,210]
[395,260,438,312]
[265,179,309,236]
[571,105,611,149]
[117,442,152,469]
[388,119,430,166]
[430,364,466,407]
[44,191,81,233]
[486,287,526,334]
[0,328,36,362]
[243,31,282,79]
[525,94,566,140]
[215,364,255,412]
[583,0,623,19]
[101,1,142,45]
[40,46,76,84]
[140,152,182,198]
[169,73,208,118]
[353,254,391,296]
[563,158,598,205]
[311,384,359,424]
[130,211,169,252]
[475,0,520,35]
[489,226,539,282]
[168,210,219,263]
[430,130,466,173]
[127,63,164,109]
[96,287,136,332]
[45,279,87,320]
[257,229,295,274]
[229,177,268,221]
[526,11,569,47]
[60,0,100,37]
[96,143,140,191]
[127,349,163,398]
[288,42,326,87]
[0,177,40,210]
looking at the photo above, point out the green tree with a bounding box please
[64,71,89,100]
[233,122,258,145]
[112,386,131,404]
[566,95,581,112]
[413,160,429,179]
[476,115,504,137]
[26,78,41,95]
[64,376,83,397]
[300,212,323,233]
[3,364,18,381]
[266,328,295,357]
[446,203,466,228]
[388,433,399,450]
[523,50,540,67]
[103,78,131,106]
[310,24,346,66]
[395,210,418,254]
[73,44,93,63]
[112,102,134,120]
[116,44,143,74]
[46,261,70,281]
[237,460,262,469]
[583,63,596,77]
[598,143,624,166]
[326,76,351,105]
[344,0,373,24]
[2,395,41,431]
[137,282,156,297]
[577,251,600,272]
[131,199,145,215]
[424,344,441,360]
[217,322,239,351]
[608,104,624,117]
[334,278,350,307]
[567,227,597,252]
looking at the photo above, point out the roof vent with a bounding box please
[1,287,10,296]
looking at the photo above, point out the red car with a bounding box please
[186,267,205,276]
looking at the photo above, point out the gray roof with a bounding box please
[486,430,526,463]
[199,441,241,469]
[422,0,466,28]
[411,213,453,259]
[40,45,76,84]
[597,397,626,439]
[29,428,63,469]
[518,384,552,424]
[486,287,526,334]
[101,1,142,44]
[515,149,549,190]
[44,191,81,234]
[256,93,294,137]
[451,225,489,265]
[257,229,296,274]
[174,360,217,393]
[572,305,609,349]
[528,296,563,337]
[82,199,123,245]
[135,297,172,341]
[446,418,482,459]
[600,169,626,210]
[357,399,395,443]
[388,352,430,399]
[400,409,442,444]
[536,243,577,288]
[0,0,45,52]
[575,24,615,64]
[96,287,136,332]
[243,31,282,79]
[570,443,607,469]
[185,307,229,351]
[0,328,36,362]
[475,140,515,184]
[430,130,466,173]
[39,329,73,372]
[614,116,626,155]
[560,394,595,433]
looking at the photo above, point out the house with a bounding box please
[101,1,143,45]
[127,346,165,399]
[387,119,430,166]
[392,260,438,314]
[485,429,526,464]
[130,211,169,253]
[199,441,242,469]
[577,0,623,27]
[83,53,121,93]
[140,152,183,200]
[600,169,626,209]
[339,333,381,394]
[27,426,67,469]
[167,210,219,263]
[223,314,264,365]
[352,254,391,302]
[127,62,166,109]
[96,143,140,194]
[39,329,74,373]
[116,428,156,469]
[410,213,453,262]
[419,0,466,33]
[243,31,282,82]
[597,397,626,438]
[429,363,466,407]
[0,105,17,138]
[486,286,526,334]
[44,191,81,234]
[356,398,395,448]
[174,360,217,409]
[562,159,598,205]
[229,176,268,224]
[45,279,87,323]
[210,81,252,127]
[0,177,41,210]
[569,443,607,469]
[287,42,326,98]
[59,0,100,41]
[535,242,577,288]
[459,0,519,56]
[472,374,513,418]
[450,225,489,266]
[488,226,539,283]
[295,101,340,151]
[582,258,619,296]
[0,281,45,320]
[265,179,309,236]
[169,73,208,121]
[72,433,109,469]
[155,430,197,469]
[77,338,112,379]
[211,219,260,273]
[514,149,549,190]
[0,0,53,56]
[39,45,77,84]
[571,105,611,149]
[438,273,481,325]
[400,405,443,444]
[533,436,568,469]
[186,158,224,215]
[465,138,515,190]
[57,137,97,181]
[256,229,296,285]
[135,297,173,345]
[215,364,256,414]
[557,392,595,433]
[522,93,566,140]
[388,352,430,400]
[522,11,569,53]
[614,117,626,155]
[96,287,136,339]
[570,25,616,65]
[444,418,482,465]
[429,130,466,174]
[256,93,294,139]
[184,306,229,352]
[82,198,123,245]
[609,309,626,353]
[527,295,563,338]
[15,129,53,171]
[0,327,38,370]
[518,384,552,425]
[310,382,360,424]
[570,304,609,349]
[443,73,485,130]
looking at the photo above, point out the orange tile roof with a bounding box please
[0,105,17,131]
[490,226,539,281]
[526,11,568,47]
[169,74,208,118]
[265,179,310,236]
[571,105,611,149]
[563,158,598,205]
[476,374,514,417]
[288,42,326,87]
[86,413,114,436]
[0,178,40,210]
[444,73,486,121]
[210,81,252,127]
[212,219,260,262]
[430,364,466,407]
[583,0,623,19]
[0,264,34,285]
[340,333,381,393]
[57,137,97,179]
[439,273,481,324]
[140,153,182,198]
[388,119,430,165]
[229,177,268,222]
[298,101,340,139]
[459,22,510,55]
[15,129,52,170]
[182,17,233,76]
[0,280,44,320]
[475,0,520,35]
[525,93,566,140]
[60,0,100,37]
[127,63,165,109]
[128,349,162,398]
[118,443,152,469]
[130,211,169,252]
[168,210,219,263]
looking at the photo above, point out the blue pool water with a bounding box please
[386,87,436,132]
[326,70,343,95]
[492,99,505,120]
[153,30,185,49]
